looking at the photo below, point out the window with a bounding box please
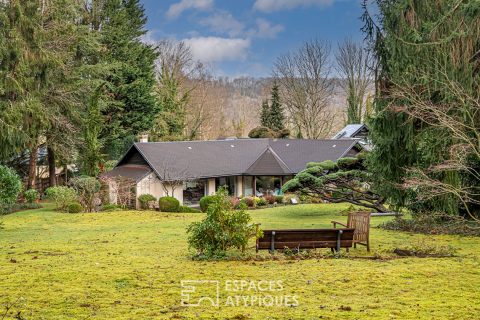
[215,176,235,195]
[243,176,254,196]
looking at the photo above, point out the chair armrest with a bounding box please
[331,220,348,228]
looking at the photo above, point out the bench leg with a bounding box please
[335,230,343,252]
[269,231,276,254]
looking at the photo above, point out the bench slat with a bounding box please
[256,228,355,252]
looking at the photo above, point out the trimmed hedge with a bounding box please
[101,204,122,212]
[138,194,157,210]
[67,202,83,213]
[179,205,201,213]
[199,195,216,212]
[159,196,180,212]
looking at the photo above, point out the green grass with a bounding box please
[1,203,479,319]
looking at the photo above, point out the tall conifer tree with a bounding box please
[94,0,159,159]
[260,99,271,128]
[268,84,285,131]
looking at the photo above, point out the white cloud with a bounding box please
[166,0,214,19]
[200,11,245,37]
[141,30,159,45]
[183,37,251,62]
[251,18,284,38]
[253,0,334,12]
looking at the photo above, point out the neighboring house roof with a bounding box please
[110,138,361,181]
[332,124,368,139]
[102,164,152,182]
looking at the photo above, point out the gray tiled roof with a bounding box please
[102,165,152,182]
[114,138,359,181]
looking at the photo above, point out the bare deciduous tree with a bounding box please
[102,176,136,209]
[273,39,335,139]
[335,39,372,124]
[155,156,191,197]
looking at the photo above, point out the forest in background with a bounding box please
[0,0,371,189]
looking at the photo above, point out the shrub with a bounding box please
[138,194,157,210]
[275,195,284,204]
[0,165,22,214]
[256,197,267,206]
[199,195,216,212]
[179,205,202,213]
[101,204,122,212]
[24,189,39,204]
[45,186,77,211]
[187,188,258,257]
[67,202,83,213]
[70,176,101,212]
[264,195,276,205]
[159,196,180,212]
[242,197,256,208]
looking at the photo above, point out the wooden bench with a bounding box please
[256,228,355,253]
[332,211,371,251]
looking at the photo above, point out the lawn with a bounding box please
[1,204,479,319]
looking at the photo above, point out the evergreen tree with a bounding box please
[0,0,93,187]
[82,84,106,177]
[362,0,480,215]
[260,99,270,128]
[93,0,159,159]
[268,84,285,131]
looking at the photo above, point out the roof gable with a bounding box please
[246,148,292,175]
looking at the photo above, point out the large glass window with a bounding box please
[215,176,235,195]
[243,176,254,196]
[255,176,283,196]
[183,179,206,205]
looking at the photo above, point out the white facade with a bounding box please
[135,173,184,208]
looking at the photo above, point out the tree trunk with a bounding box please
[27,145,38,190]
[64,164,68,185]
[48,147,56,187]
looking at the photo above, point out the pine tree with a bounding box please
[260,99,271,128]
[94,0,159,159]
[268,84,285,131]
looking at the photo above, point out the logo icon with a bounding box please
[181,280,220,307]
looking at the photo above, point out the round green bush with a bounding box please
[275,195,284,204]
[24,189,39,204]
[0,165,22,213]
[67,202,83,213]
[256,197,267,206]
[159,196,180,212]
[138,194,157,210]
[199,195,216,212]
[45,186,77,211]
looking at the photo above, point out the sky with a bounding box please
[140,0,366,78]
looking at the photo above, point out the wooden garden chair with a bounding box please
[331,211,371,251]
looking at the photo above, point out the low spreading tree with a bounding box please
[283,154,387,212]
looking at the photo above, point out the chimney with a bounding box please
[139,134,149,143]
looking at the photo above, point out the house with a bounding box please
[103,138,362,208]
[332,124,370,150]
